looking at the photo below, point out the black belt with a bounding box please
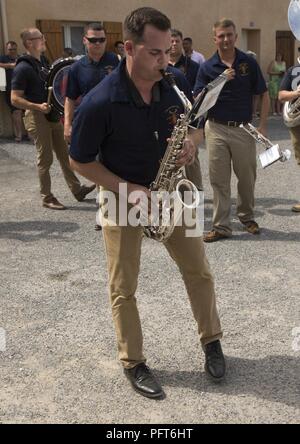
[209,118,249,127]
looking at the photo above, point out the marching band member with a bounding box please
[64,23,119,144]
[64,23,119,229]
[11,28,95,210]
[194,19,270,242]
[69,7,226,399]
[168,28,204,193]
[279,64,300,212]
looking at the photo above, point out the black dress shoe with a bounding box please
[124,363,164,399]
[74,184,96,202]
[204,340,226,382]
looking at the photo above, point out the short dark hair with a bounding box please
[213,18,236,34]
[183,37,192,44]
[63,47,74,57]
[84,22,105,35]
[171,29,183,40]
[6,41,17,47]
[114,40,124,48]
[124,7,171,43]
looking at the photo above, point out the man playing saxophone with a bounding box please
[69,7,226,399]
[279,65,300,212]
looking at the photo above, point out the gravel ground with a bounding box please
[0,116,299,424]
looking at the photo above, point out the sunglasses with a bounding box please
[85,37,106,44]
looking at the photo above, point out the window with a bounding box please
[63,23,86,56]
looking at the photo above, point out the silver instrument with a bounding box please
[282,55,300,128]
[283,1,300,127]
[288,0,300,40]
[143,69,228,242]
[240,123,291,168]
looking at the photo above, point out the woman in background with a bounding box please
[267,53,286,116]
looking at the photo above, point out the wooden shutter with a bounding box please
[36,20,63,63]
[103,21,123,52]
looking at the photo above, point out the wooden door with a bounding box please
[36,20,64,63]
[276,31,295,68]
[103,21,123,52]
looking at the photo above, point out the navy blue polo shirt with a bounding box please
[194,48,267,122]
[70,60,193,187]
[169,55,199,91]
[11,55,49,103]
[280,64,300,91]
[66,52,119,99]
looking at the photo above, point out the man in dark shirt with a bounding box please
[64,23,119,144]
[194,18,269,242]
[279,65,300,212]
[168,28,203,193]
[69,7,225,399]
[169,29,199,92]
[64,23,119,229]
[11,28,95,210]
[0,41,24,142]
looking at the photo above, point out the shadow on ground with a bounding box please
[0,220,79,242]
[155,354,300,408]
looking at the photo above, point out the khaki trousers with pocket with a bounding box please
[23,110,81,200]
[100,189,222,369]
[205,120,257,236]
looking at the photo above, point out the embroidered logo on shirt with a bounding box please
[238,63,250,76]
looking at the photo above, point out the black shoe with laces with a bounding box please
[204,340,226,382]
[124,363,164,399]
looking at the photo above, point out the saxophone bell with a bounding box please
[175,178,201,209]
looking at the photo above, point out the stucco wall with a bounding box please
[0,0,298,137]
[3,0,294,74]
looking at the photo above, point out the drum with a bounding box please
[46,57,75,114]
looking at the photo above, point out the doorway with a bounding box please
[276,31,295,68]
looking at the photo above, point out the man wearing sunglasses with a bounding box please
[11,28,95,210]
[64,23,119,145]
[64,23,119,230]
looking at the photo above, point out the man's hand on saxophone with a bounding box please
[175,138,197,166]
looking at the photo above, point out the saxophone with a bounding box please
[143,69,228,242]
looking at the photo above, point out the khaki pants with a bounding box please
[100,190,222,369]
[205,120,257,236]
[23,110,81,200]
[289,126,300,165]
